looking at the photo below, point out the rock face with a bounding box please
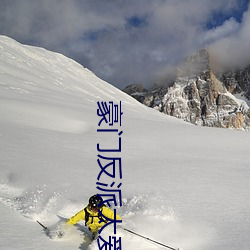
[123,84,147,103]
[217,66,250,99]
[123,49,250,130]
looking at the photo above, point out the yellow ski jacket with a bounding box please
[67,206,122,233]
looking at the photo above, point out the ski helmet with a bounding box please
[89,194,103,211]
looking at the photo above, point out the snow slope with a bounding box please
[0,35,250,250]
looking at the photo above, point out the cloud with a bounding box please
[209,4,250,69]
[0,0,249,88]
[200,18,240,45]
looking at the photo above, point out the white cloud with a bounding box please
[0,0,249,88]
[209,5,250,68]
[200,18,240,45]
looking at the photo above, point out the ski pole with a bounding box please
[37,220,48,230]
[122,227,180,250]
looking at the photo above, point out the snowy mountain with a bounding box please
[217,65,250,100]
[124,49,250,130]
[0,36,250,250]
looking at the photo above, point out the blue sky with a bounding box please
[206,0,249,28]
[0,0,249,89]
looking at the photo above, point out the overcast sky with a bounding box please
[0,0,249,89]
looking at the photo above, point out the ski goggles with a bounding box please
[90,204,98,212]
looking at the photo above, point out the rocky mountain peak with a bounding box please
[123,49,250,130]
[177,49,210,78]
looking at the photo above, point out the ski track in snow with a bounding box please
[0,180,211,250]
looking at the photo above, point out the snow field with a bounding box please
[0,36,250,250]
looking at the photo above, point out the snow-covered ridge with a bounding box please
[0,35,155,134]
[0,35,141,105]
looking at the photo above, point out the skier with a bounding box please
[66,194,122,239]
